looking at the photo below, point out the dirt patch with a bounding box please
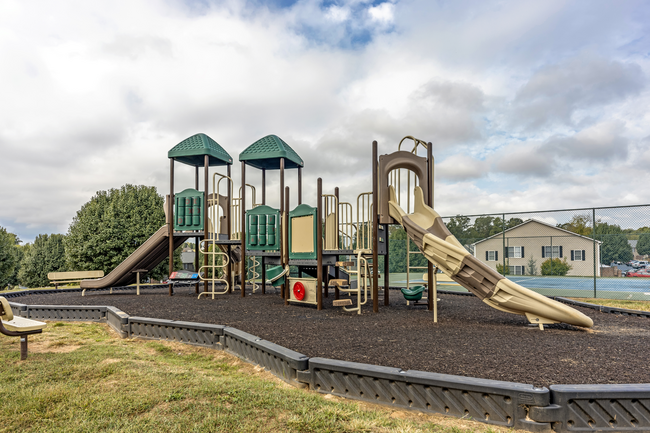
[15,284,650,388]
[29,342,81,353]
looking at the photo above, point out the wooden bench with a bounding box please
[0,297,46,360]
[48,271,104,289]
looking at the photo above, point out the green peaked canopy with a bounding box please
[168,133,233,167]
[239,135,304,170]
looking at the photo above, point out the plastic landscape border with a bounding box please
[3,288,650,433]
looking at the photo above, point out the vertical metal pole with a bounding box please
[241,161,246,298]
[298,166,302,205]
[169,158,175,296]
[384,223,390,306]
[227,164,232,294]
[372,141,379,313]
[285,186,290,305]
[317,178,323,310]
[502,213,506,276]
[280,158,285,299]
[334,187,340,300]
[20,336,27,360]
[427,143,434,310]
[593,207,597,298]
[194,166,200,294]
[204,155,209,293]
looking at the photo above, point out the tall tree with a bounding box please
[636,233,650,256]
[558,214,593,236]
[18,234,67,288]
[0,226,21,289]
[64,184,179,280]
[593,222,633,264]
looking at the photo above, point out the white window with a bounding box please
[542,246,562,258]
[508,266,525,275]
[506,246,524,258]
[486,250,498,261]
[571,250,585,261]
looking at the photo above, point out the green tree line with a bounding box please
[0,185,180,290]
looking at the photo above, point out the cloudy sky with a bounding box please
[1,0,649,243]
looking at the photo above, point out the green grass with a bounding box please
[0,322,521,433]
[567,298,650,312]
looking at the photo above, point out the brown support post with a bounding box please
[372,141,379,312]
[194,166,199,294]
[284,186,290,305]
[317,178,323,310]
[334,186,340,300]
[168,158,175,296]
[298,166,302,205]
[384,223,390,306]
[280,158,285,299]
[227,164,232,294]
[204,155,209,293]
[427,142,434,310]
[241,161,246,298]
[262,168,266,205]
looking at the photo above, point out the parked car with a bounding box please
[626,269,650,277]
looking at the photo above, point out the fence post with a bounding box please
[593,207,597,298]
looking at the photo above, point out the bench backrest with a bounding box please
[0,297,14,322]
[48,271,104,280]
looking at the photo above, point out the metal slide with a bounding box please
[388,186,593,328]
[80,225,188,290]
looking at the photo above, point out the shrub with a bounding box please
[541,257,572,276]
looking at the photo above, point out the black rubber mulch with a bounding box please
[17,285,650,388]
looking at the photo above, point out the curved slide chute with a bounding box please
[388,186,593,328]
[80,225,189,290]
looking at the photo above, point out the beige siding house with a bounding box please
[472,220,602,277]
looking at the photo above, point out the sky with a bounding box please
[1,0,649,244]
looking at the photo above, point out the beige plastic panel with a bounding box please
[324,213,338,250]
[288,278,318,305]
[291,215,315,253]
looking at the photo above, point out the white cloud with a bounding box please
[1,0,650,243]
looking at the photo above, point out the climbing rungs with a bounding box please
[336,261,354,267]
[328,279,348,288]
[333,299,353,307]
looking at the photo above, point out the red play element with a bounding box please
[293,282,306,301]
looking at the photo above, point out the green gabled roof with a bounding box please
[168,133,233,167]
[239,135,304,170]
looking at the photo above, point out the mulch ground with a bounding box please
[16,284,650,389]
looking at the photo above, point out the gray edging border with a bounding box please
[5,299,650,432]
[552,296,650,318]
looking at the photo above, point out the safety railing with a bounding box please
[356,192,372,253]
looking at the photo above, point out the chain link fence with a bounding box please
[388,205,650,300]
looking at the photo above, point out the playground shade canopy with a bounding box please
[239,134,304,170]
[168,133,233,167]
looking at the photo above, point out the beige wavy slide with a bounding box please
[388,186,593,329]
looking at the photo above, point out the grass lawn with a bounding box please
[567,298,650,312]
[0,322,523,433]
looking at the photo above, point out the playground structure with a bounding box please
[80,132,592,329]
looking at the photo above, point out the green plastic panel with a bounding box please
[289,204,318,260]
[245,205,280,251]
[239,135,304,170]
[168,133,233,167]
[174,188,203,231]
